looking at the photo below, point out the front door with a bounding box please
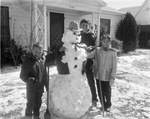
[50,12,69,74]
[50,12,64,51]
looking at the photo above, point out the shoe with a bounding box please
[105,107,111,112]
[89,101,98,111]
[92,100,97,107]
[90,105,98,111]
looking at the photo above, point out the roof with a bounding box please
[14,0,106,13]
[119,6,141,16]
[134,0,150,17]
[119,0,150,17]
[118,0,150,25]
[101,6,124,15]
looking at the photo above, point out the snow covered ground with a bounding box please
[0,49,150,119]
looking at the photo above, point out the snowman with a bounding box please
[48,21,92,119]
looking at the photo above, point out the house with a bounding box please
[1,0,107,51]
[119,0,150,48]
[1,0,125,50]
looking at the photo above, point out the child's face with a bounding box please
[32,46,43,59]
[101,38,111,48]
[80,23,89,32]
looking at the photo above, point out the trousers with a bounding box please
[85,59,98,102]
[25,90,43,119]
[96,80,112,109]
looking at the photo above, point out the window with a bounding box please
[1,6,10,47]
[100,18,111,36]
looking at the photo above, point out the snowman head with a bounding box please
[67,21,82,32]
[63,21,82,44]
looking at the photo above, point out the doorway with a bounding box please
[50,12,69,74]
[50,12,64,51]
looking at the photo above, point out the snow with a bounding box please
[0,49,150,119]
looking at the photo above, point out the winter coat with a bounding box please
[88,47,117,81]
[20,53,48,93]
[80,29,96,71]
[80,29,96,47]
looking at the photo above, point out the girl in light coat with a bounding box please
[88,34,117,112]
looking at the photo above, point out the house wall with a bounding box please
[1,2,122,49]
[135,1,150,25]
[1,0,102,49]
[1,1,93,48]
[82,12,123,39]
[100,13,123,39]
[1,0,31,47]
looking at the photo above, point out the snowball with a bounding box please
[48,74,91,119]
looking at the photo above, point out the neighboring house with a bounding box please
[1,0,106,51]
[119,0,150,48]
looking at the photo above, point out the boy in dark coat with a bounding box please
[80,19,98,110]
[20,43,48,119]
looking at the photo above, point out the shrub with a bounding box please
[1,39,25,68]
[115,12,139,53]
[111,38,122,51]
[111,38,122,56]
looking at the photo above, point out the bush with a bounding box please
[111,39,122,51]
[111,39,122,56]
[1,39,25,68]
[115,12,139,53]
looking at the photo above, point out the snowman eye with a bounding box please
[73,32,81,36]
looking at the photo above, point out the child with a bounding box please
[80,19,98,110]
[89,34,117,112]
[20,42,48,119]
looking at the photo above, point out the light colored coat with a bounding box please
[88,47,117,81]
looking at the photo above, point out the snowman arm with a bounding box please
[85,46,96,52]
[86,49,95,59]
[76,43,87,49]
[59,46,66,52]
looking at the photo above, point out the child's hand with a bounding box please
[109,79,115,86]
[85,46,95,52]
[28,77,36,84]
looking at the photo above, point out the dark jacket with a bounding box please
[20,54,48,93]
[80,29,96,70]
[80,29,96,47]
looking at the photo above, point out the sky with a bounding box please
[104,0,145,10]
